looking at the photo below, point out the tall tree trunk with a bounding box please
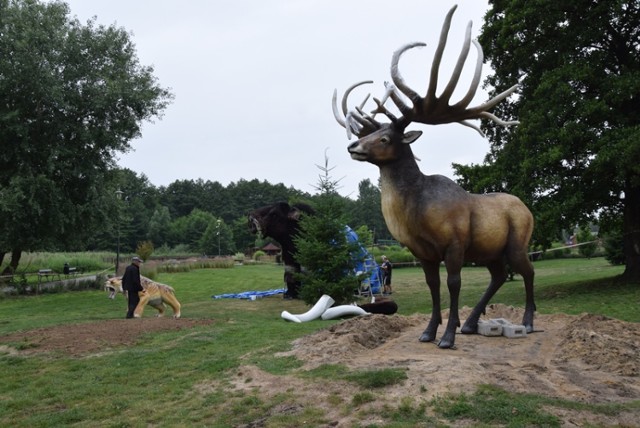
[0,251,6,279]
[1,250,17,276]
[622,183,640,281]
[8,249,22,275]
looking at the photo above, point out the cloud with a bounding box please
[65,0,494,197]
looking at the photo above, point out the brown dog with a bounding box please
[104,276,181,319]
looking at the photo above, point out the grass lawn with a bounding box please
[0,257,637,427]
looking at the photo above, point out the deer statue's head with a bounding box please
[333,5,519,166]
[346,124,422,166]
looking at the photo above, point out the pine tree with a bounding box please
[294,153,364,305]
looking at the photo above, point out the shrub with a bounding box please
[136,241,154,261]
[603,230,625,265]
[577,226,597,259]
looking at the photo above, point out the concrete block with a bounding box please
[488,318,527,338]
[477,319,503,336]
[502,323,527,338]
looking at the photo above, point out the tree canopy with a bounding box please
[0,0,173,273]
[454,0,639,280]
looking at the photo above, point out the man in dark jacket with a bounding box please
[381,255,393,295]
[122,256,144,318]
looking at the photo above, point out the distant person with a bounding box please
[63,263,70,275]
[122,256,144,319]
[381,255,393,295]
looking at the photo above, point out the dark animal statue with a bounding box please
[248,202,315,299]
[358,298,398,315]
[332,5,536,348]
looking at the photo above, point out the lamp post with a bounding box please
[115,189,124,275]
[216,219,221,256]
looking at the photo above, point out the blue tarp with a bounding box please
[345,226,382,294]
[212,288,285,299]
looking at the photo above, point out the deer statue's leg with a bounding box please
[439,261,463,349]
[419,261,442,343]
[511,254,536,332]
[461,260,507,334]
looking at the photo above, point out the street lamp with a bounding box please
[115,189,124,275]
[216,219,221,256]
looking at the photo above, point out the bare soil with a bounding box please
[0,317,214,356]
[2,304,639,427]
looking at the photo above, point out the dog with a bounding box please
[104,276,181,319]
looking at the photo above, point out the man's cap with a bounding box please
[132,256,143,263]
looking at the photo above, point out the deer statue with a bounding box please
[332,5,535,349]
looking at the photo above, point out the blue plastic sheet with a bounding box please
[345,226,382,294]
[212,288,286,299]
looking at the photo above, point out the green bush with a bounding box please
[155,258,235,274]
[577,226,597,258]
[370,246,417,267]
[603,231,625,265]
[136,241,154,261]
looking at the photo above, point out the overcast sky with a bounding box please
[63,0,495,198]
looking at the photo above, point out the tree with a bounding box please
[294,154,363,305]
[160,179,209,219]
[351,179,391,242]
[577,225,598,259]
[169,209,215,252]
[231,215,257,254]
[147,206,172,248]
[455,0,639,280]
[199,218,234,256]
[354,225,374,249]
[0,0,172,273]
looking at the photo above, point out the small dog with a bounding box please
[104,276,181,319]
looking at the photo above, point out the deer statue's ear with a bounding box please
[402,130,422,144]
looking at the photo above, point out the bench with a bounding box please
[64,266,80,276]
[63,264,83,277]
[38,269,61,283]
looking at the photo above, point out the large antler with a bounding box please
[332,80,398,139]
[333,4,519,138]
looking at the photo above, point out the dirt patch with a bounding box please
[242,304,640,426]
[0,317,214,357]
[277,304,640,403]
[2,305,639,426]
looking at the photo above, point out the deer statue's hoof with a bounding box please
[460,323,478,335]
[419,332,435,343]
[437,338,456,349]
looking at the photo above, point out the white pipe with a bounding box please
[321,305,370,320]
[281,294,335,323]
[280,311,302,323]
